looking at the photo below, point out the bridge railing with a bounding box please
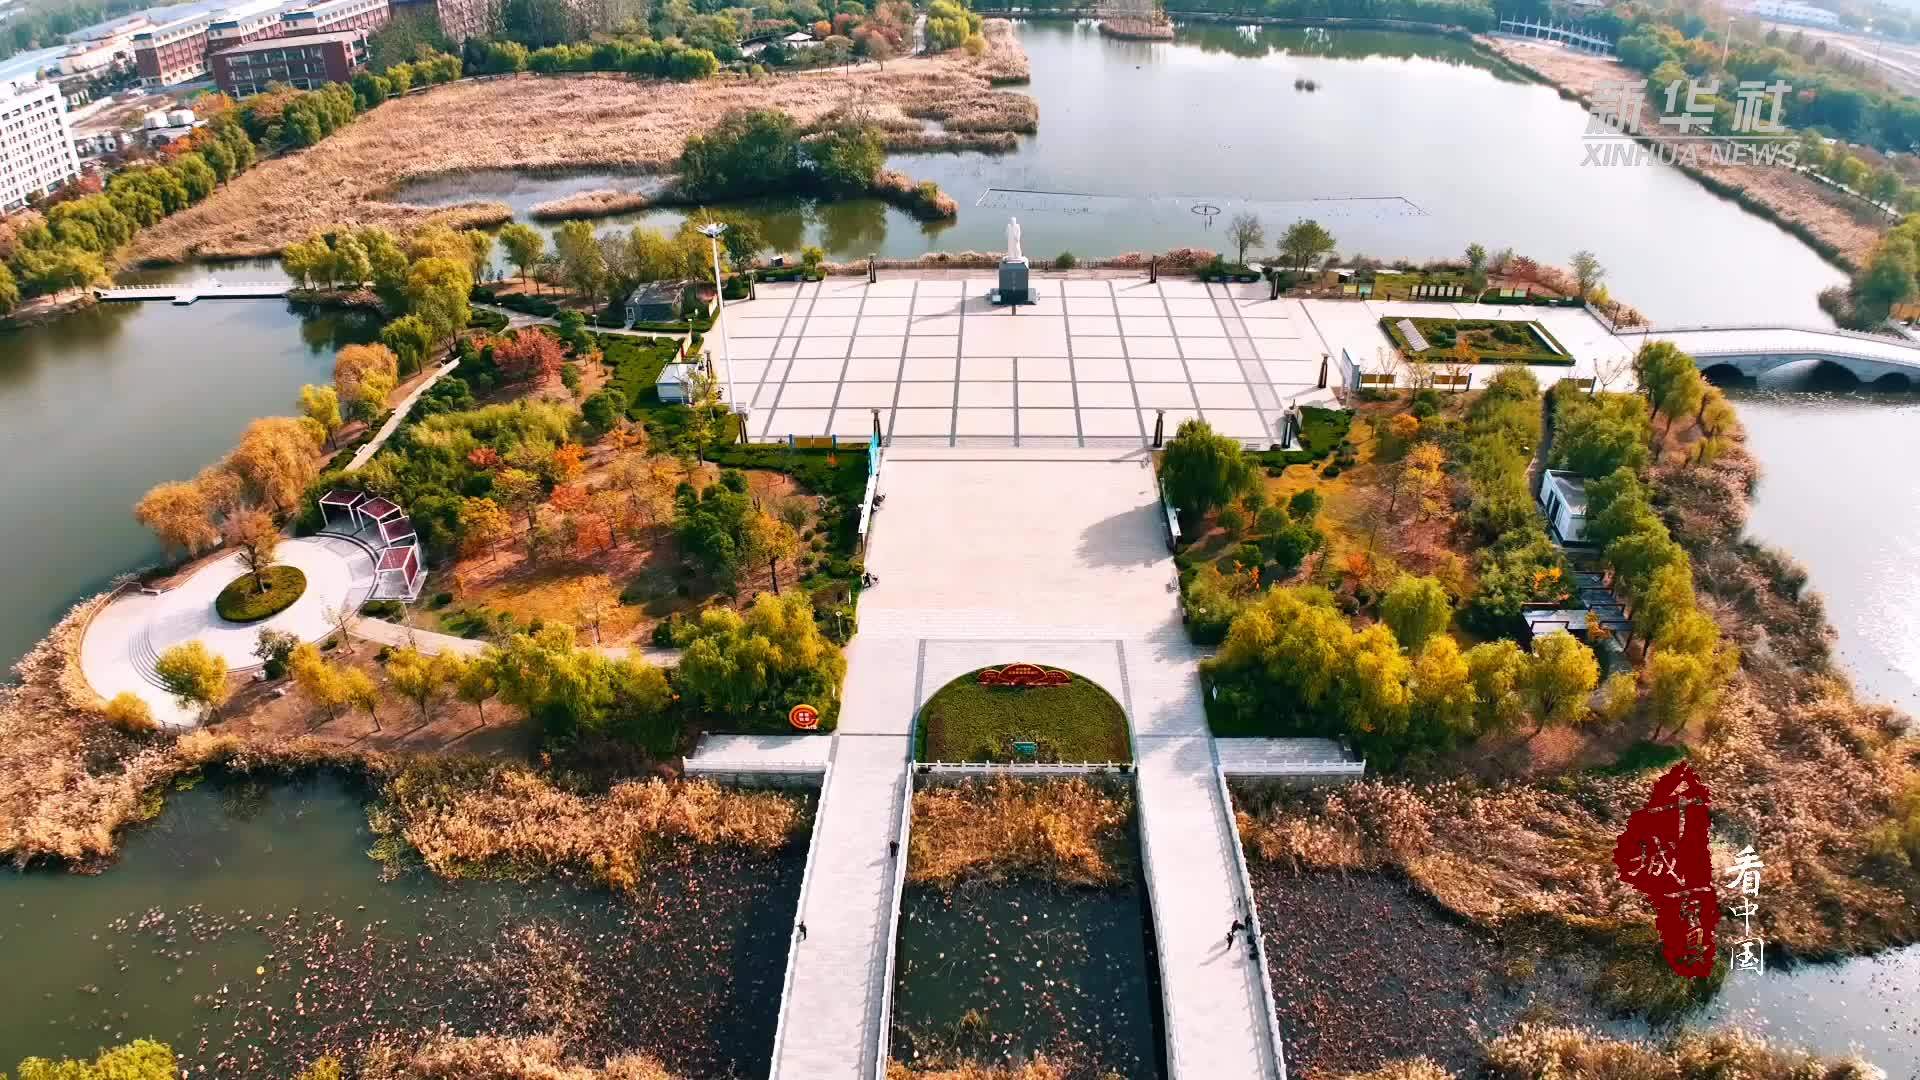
[1633,322,1920,350]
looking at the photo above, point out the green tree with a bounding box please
[403,256,473,344]
[381,314,437,376]
[1160,419,1254,518]
[1279,218,1336,270]
[1551,391,1650,478]
[387,645,460,720]
[1647,650,1720,740]
[925,0,982,50]
[675,591,846,728]
[499,221,546,287]
[675,469,756,582]
[1464,638,1529,736]
[454,653,499,723]
[678,109,804,199]
[1409,635,1477,744]
[299,384,343,448]
[803,118,886,193]
[1632,560,1696,659]
[1380,574,1451,651]
[554,219,605,301]
[1522,631,1598,738]
[154,641,229,720]
[0,261,18,314]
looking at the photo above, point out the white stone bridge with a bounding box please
[1625,324,1920,386]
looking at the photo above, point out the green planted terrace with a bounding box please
[1380,317,1573,365]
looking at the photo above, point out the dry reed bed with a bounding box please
[361,1034,677,1079]
[908,776,1131,888]
[1338,1024,1878,1080]
[1238,427,1920,959]
[370,759,807,891]
[530,190,657,221]
[887,1061,1069,1080]
[127,22,1032,264]
[0,594,808,885]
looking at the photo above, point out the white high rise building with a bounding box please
[0,81,82,213]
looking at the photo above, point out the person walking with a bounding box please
[888,840,900,858]
[1225,918,1246,949]
[798,921,808,941]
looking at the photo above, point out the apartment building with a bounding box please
[211,29,371,97]
[279,0,389,38]
[136,0,387,87]
[0,81,82,212]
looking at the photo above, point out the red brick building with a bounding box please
[211,28,371,97]
[279,0,390,38]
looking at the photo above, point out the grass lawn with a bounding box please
[1379,317,1572,365]
[215,565,307,623]
[916,669,1131,763]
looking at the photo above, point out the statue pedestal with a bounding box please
[992,256,1031,306]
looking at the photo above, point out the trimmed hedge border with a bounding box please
[215,565,307,623]
[1379,316,1575,366]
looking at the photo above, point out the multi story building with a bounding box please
[136,0,385,87]
[211,29,371,97]
[1741,0,1842,29]
[0,81,83,212]
[280,0,389,38]
[132,11,218,86]
[207,1,303,53]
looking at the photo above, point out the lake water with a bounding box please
[395,21,1847,326]
[0,260,375,674]
[0,772,806,1075]
[1,17,1916,1073]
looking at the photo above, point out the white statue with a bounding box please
[1005,216,1024,263]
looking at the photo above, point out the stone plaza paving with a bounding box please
[713,273,1637,447]
[767,447,1281,1079]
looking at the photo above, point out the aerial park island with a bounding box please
[1,3,1919,1079]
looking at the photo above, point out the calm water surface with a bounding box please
[0,260,376,672]
[0,19,1915,1072]
[397,22,1846,325]
[0,773,804,1075]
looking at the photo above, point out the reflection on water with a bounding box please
[1729,376,1920,712]
[0,262,379,672]
[392,20,1843,324]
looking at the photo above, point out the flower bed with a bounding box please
[215,565,307,623]
[915,668,1131,763]
[1378,317,1574,365]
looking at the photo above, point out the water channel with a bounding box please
[1,17,1915,1075]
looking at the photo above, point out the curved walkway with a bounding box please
[80,536,374,728]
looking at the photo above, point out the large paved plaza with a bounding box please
[714,273,1637,447]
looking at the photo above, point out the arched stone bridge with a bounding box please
[1623,325,1920,386]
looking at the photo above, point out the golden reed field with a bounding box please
[126,22,1031,265]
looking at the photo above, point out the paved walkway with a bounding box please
[771,446,1280,1079]
[78,535,375,727]
[347,358,460,471]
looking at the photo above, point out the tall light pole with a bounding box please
[696,221,738,425]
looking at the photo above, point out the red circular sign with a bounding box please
[789,703,820,731]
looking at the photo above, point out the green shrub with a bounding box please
[214,566,307,623]
[360,599,404,621]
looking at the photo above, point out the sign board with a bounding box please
[788,703,821,730]
[977,663,1071,688]
[1011,741,1039,757]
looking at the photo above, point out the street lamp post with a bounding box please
[696,222,738,426]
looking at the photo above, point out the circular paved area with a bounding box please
[80,536,374,728]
